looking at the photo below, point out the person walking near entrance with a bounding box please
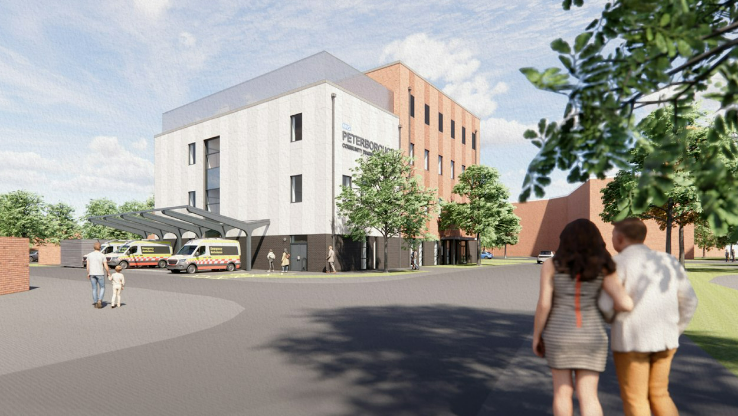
[326,245,336,273]
[731,246,735,262]
[108,265,125,308]
[410,249,416,270]
[599,218,698,416]
[281,249,290,273]
[267,249,276,272]
[86,242,109,309]
[726,246,730,262]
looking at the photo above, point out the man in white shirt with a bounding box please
[86,242,110,309]
[599,218,698,416]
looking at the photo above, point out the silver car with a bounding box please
[537,250,554,264]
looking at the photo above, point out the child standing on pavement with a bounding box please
[109,265,126,309]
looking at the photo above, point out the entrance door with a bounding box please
[361,238,367,270]
[290,243,307,271]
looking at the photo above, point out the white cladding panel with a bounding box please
[155,82,398,237]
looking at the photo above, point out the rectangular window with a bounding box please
[438,113,443,132]
[205,137,220,214]
[451,160,455,179]
[410,95,415,118]
[438,156,443,175]
[472,131,477,150]
[462,165,466,173]
[188,191,196,207]
[424,150,429,170]
[424,104,430,125]
[291,175,302,203]
[291,113,302,142]
[462,127,466,144]
[188,143,196,165]
[342,175,352,189]
[409,143,415,164]
[451,120,455,139]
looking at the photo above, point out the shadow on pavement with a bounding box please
[265,305,532,416]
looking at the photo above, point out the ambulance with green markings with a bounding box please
[167,238,241,274]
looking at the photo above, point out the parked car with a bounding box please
[29,249,39,263]
[481,251,493,259]
[537,250,554,264]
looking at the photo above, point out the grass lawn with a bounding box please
[684,262,738,376]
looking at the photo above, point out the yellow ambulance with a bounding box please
[166,238,241,274]
[106,240,173,269]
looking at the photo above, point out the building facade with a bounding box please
[366,62,482,266]
[493,178,696,259]
[153,52,481,272]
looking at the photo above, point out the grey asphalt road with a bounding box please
[1,264,736,416]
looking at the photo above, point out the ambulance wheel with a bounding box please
[158,260,167,268]
[226,263,236,272]
[186,264,197,274]
[119,261,128,270]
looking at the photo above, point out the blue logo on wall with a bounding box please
[342,123,351,131]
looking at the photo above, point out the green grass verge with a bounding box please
[29,263,51,267]
[684,263,738,376]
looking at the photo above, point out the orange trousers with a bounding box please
[613,349,679,416]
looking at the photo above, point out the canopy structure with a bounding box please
[87,205,269,271]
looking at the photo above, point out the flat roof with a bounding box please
[161,51,394,134]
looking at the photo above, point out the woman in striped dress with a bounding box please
[533,219,633,416]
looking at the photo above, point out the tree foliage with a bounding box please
[440,165,521,265]
[46,202,82,244]
[0,190,52,244]
[337,150,437,272]
[520,0,738,235]
[82,196,155,240]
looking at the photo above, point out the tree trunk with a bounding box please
[703,246,705,258]
[383,235,389,273]
[679,225,685,265]
[477,233,482,266]
[504,244,507,259]
[665,198,674,255]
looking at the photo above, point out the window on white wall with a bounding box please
[342,175,352,189]
[291,113,302,142]
[188,191,196,207]
[291,175,302,203]
[188,143,196,165]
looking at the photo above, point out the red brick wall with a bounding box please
[31,243,61,265]
[0,237,30,295]
[494,179,695,259]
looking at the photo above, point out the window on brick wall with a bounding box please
[462,127,466,144]
[451,120,455,139]
[410,94,415,117]
[438,113,443,132]
[424,104,430,125]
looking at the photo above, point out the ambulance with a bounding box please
[167,238,241,274]
[83,240,129,267]
[106,240,173,269]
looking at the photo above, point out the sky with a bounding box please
[0,0,612,217]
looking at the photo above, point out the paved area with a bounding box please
[1,264,737,415]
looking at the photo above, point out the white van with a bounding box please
[83,240,129,267]
[167,238,241,274]
[106,240,173,269]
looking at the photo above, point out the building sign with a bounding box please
[342,130,387,156]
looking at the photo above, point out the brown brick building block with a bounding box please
[31,243,61,265]
[495,179,695,259]
[0,237,30,296]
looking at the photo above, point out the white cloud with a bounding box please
[380,33,508,119]
[132,137,148,150]
[179,32,196,48]
[133,0,171,19]
[86,136,154,184]
[481,118,536,145]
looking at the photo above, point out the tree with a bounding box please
[484,205,522,259]
[46,202,82,244]
[519,0,738,236]
[82,196,155,240]
[440,165,519,265]
[337,149,437,273]
[0,190,51,244]
[695,220,729,258]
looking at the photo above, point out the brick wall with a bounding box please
[31,243,61,265]
[0,237,30,296]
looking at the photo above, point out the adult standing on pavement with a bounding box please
[599,218,698,416]
[281,249,290,273]
[86,242,109,309]
[731,246,735,262]
[326,245,336,273]
[267,249,276,273]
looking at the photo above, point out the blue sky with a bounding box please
[0,0,610,216]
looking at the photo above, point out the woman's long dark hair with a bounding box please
[554,219,616,281]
